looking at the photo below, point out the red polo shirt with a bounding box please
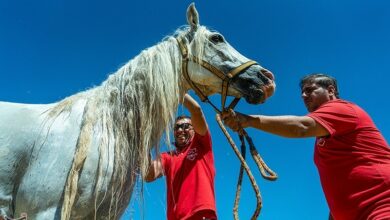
[161,130,217,220]
[308,99,390,220]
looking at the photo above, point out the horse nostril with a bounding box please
[244,89,265,104]
[260,69,275,81]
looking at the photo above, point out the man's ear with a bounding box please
[327,85,336,98]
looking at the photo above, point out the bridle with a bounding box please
[176,35,278,220]
[176,36,257,112]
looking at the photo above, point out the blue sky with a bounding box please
[1,0,389,219]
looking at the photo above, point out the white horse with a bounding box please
[0,3,275,220]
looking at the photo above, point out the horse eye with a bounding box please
[209,34,224,44]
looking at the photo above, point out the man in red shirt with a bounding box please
[222,73,390,220]
[145,94,217,220]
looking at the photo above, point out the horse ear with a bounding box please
[187,3,199,31]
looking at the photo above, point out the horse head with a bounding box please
[178,3,275,105]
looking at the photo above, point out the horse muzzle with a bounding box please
[244,82,275,104]
[233,66,276,104]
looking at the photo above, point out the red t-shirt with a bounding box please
[308,99,390,220]
[161,130,217,220]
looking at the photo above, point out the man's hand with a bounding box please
[221,110,249,132]
[144,158,163,182]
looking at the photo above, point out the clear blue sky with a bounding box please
[1,0,389,219]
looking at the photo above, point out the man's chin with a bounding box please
[305,104,314,112]
[176,143,185,147]
[176,140,188,148]
[307,104,320,112]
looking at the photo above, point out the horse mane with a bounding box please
[46,25,211,219]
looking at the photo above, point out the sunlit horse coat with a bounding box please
[0,3,275,220]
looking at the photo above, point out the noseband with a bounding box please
[176,36,257,112]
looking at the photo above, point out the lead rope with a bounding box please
[216,109,277,220]
[233,134,246,220]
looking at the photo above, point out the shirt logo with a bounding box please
[186,148,198,161]
[316,137,326,147]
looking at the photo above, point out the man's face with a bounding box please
[301,83,333,112]
[174,118,195,149]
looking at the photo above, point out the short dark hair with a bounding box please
[300,73,340,98]
[175,115,191,122]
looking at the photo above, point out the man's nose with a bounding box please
[176,127,185,132]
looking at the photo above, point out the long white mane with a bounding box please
[46,26,210,219]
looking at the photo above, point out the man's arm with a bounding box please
[222,112,329,138]
[144,158,163,182]
[183,94,208,136]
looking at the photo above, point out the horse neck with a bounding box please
[95,37,185,175]
[45,37,187,219]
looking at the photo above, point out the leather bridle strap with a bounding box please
[176,37,208,102]
[221,60,256,110]
[176,36,257,112]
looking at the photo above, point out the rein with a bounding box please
[176,36,278,219]
[216,111,277,220]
